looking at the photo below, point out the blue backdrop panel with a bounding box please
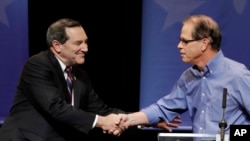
[0,0,28,123]
[140,0,250,130]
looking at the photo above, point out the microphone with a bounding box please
[219,88,228,141]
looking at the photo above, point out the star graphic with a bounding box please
[0,0,14,27]
[154,0,206,31]
[233,0,247,14]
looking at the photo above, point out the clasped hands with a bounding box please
[98,113,181,137]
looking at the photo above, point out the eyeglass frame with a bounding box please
[179,38,202,45]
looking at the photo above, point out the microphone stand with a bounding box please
[219,88,228,141]
[219,111,227,141]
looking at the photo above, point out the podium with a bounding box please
[158,133,229,141]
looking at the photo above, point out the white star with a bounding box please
[154,0,206,31]
[0,0,14,27]
[233,0,247,14]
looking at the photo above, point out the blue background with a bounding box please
[0,0,28,123]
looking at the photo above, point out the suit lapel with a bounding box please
[46,50,69,101]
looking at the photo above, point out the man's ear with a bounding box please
[52,40,61,53]
[201,38,210,52]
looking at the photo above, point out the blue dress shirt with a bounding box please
[141,50,250,134]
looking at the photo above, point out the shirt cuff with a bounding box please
[92,115,98,128]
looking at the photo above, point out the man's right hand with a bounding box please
[95,114,125,136]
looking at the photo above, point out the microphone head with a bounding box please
[223,88,227,94]
[222,88,227,108]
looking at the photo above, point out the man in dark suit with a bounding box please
[0,18,128,141]
[0,18,181,141]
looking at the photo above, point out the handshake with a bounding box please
[95,112,182,136]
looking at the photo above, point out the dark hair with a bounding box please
[46,18,82,47]
[184,14,222,50]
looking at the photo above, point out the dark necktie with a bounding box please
[65,66,73,104]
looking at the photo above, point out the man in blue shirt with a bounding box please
[119,14,250,134]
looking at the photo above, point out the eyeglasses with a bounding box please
[179,38,201,45]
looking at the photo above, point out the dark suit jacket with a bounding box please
[0,50,124,141]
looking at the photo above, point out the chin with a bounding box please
[76,59,85,64]
[182,59,188,63]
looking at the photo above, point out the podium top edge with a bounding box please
[158,133,216,137]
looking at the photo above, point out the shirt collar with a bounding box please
[55,56,67,72]
[206,50,224,73]
[192,50,224,76]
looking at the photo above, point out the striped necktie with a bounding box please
[65,66,73,104]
